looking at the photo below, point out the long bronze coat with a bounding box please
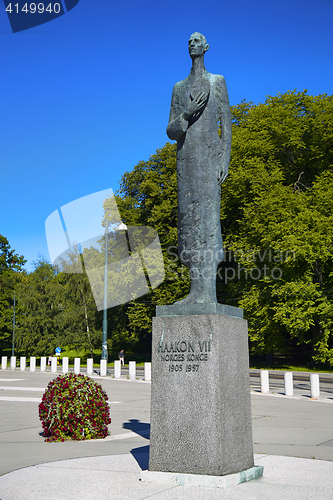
[167,70,231,272]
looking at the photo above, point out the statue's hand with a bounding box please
[182,91,208,120]
[218,163,229,186]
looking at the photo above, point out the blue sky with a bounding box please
[1,0,333,272]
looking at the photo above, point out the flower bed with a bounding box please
[38,373,111,442]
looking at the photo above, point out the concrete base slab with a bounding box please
[0,454,332,500]
[140,464,264,488]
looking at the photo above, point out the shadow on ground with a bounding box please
[131,445,149,470]
[123,419,150,439]
[123,420,150,471]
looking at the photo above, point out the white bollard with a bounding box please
[100,359,107,377]
[144,362,151,381]
[10,356,16,371]
[62,357,69,374]
[310,373,320,399]
[51,357,57,373]
[260,370,269,393]
[114,360,121,379]
[20,357,26,371]
[40,356,46,372]
[74,358,80,374]
[284,371,293,396]
[29,357,36,372]
[87,358,93,376]
[1,356,7,370]
[129,361,136,380]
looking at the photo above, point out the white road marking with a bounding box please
[0,378,26,382]
[77,429,150,443]
[0,386,46,391]
[0,396,41,402]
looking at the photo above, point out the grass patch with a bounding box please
[249,362,333,374]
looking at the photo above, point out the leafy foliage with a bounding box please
[15,258,102,357]
[39,373,111,442]
[115,90,333,366]
[15,259,64,355]
[222,91,333,364]
[57,263,101,358]
[0,235,26,354]
[114,142,190,348]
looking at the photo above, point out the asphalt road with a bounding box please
[0,369,333,478]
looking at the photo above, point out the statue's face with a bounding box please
[188,33,208,58]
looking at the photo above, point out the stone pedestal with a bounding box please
[149,308,254,477]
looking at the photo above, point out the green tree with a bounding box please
[15,259,64,356]
[113,142,190,353]
[16,249,104,358]
[221,91,333,364]
[113,90,333,365]
[0,235,26,354]
[58,267,101,358]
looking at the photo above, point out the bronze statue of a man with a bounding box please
[167,32,232,304]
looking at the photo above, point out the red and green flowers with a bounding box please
[38,373,111,442]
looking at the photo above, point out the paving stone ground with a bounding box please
[0,370,332,499]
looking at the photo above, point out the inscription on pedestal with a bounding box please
[158,339,211,372]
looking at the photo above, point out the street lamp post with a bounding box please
[101,221,128,363]
[101,219,109,361]
[12,291,15,357]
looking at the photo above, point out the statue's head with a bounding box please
[188,32,209,59]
